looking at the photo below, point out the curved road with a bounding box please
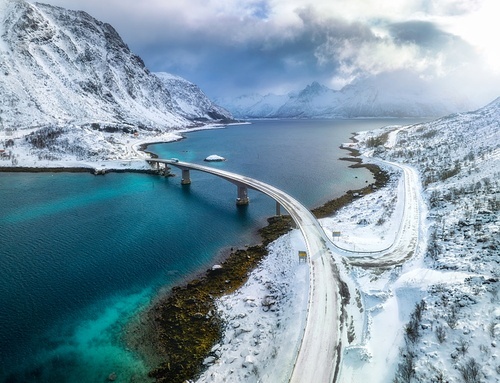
[152,159,343,383]
[343,162,422,267]
[150,157,423,382]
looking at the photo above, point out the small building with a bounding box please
[298,251,307,263]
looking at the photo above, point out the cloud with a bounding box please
[36,0,500,101]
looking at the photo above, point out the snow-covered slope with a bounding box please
[218,73,474,119]
[275,82,342,118]
[336,73,472,118]
[0,0,233,166]
[193,98,499,383]
[216,92,289,118]
[0,0,231,131]
[353,97,500,383]
[154,72,232,122]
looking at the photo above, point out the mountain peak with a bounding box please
[219,74,476,119]
[299,81,329,96]
[0,0,231,131]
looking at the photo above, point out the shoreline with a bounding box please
[1,127,389,382]
[0,166,158,174]
[127,132,390,382]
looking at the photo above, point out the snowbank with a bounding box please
[196,230,309,382]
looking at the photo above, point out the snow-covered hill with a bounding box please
[0,0,231,131]
[192,97,499,383]
[220,92,289,119]
[353,97,500,382]
[0,0,233,166]
[154,72,231,122]
[218,73,474,119]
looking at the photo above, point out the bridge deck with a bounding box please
[150,158,343,382]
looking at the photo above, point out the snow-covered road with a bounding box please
[153,159,344,382]
[335,161,423,267]
[332,160,425,268]
[153,156,425,383]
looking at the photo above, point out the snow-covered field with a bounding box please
[193,100,499,383]
[0,123,232,171]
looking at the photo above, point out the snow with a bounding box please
[196,230,309,382]
[0,0,232,146]
[322,167,403,252]
[204,154,226,162]
[217,73,476,119]
[155,72,232,120]
[194,100,499,383]
[0,122,229,170]
[0,1,10,52]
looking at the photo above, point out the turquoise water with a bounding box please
[0,119,423,382]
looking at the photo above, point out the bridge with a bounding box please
[149,158,344,382]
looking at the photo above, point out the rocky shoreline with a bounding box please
[1,134,390,383]
[128,141,390,383]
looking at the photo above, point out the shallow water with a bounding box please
[0,118,423,382]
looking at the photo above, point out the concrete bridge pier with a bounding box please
[276,201,281,216]
[163,165,171,176]
[181,169,191,185]
[149,161,160,170]
[236,184,249,205]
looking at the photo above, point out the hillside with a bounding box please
[191,97,499,383]
[353,98,500,382]
[0,0,232,166]
[154,72,231,122]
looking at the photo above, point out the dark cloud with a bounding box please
[145,7,385,97]
[389,21,457,48]
[138,27,334,97]
[34,0,499,101]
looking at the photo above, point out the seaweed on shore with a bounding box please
[136,216,294,383]
[313,161,389,219]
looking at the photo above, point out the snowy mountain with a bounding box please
[0,0,232,131]
[220,92,289,119]
[154,72,231,122]
[218,73,474,119]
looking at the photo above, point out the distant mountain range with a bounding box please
[216,73,474,119]
[0,0,232,132]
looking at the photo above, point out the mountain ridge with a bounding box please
[217,73,475,119]
[0,0,232,131]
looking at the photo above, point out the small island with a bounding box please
[204,154,226,162]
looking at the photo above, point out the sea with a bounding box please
[0,119,424,382]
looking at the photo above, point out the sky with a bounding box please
[38,0,500,102]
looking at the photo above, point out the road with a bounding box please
[341,161,423,267]
[152,159,343,383]
[150,158,423,382]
